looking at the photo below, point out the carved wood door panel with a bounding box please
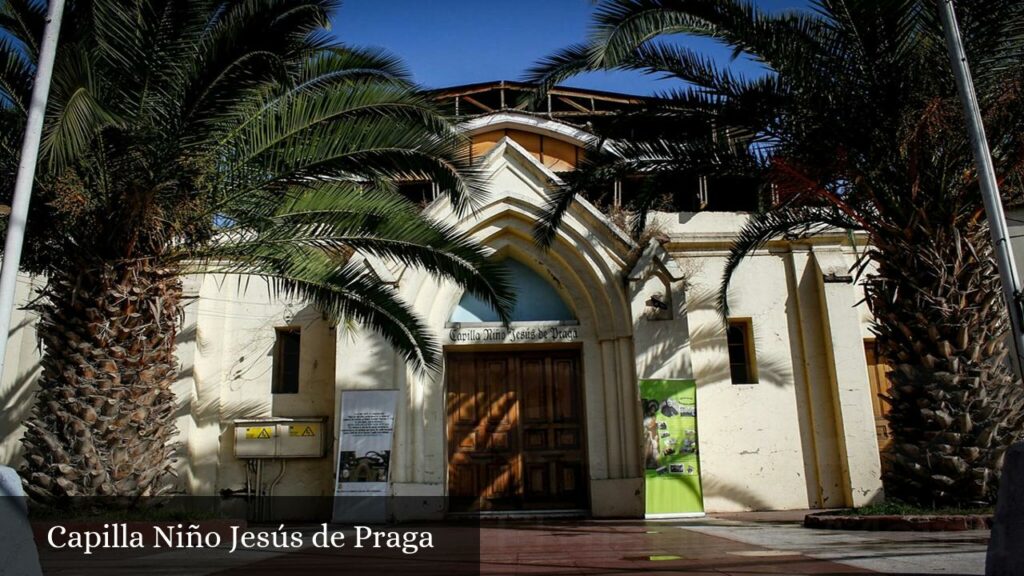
[446,350,586,512]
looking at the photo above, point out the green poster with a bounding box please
[639,378,704,516]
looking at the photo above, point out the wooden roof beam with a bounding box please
[558,96,592,113]
[461,95,494,113]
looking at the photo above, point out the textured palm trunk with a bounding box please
[865,216,1024,506]
[20,260,181,503]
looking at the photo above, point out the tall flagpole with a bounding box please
[938,0,1024,379]
[0,0,65,381]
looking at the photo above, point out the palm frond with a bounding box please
[39,47,120,172]
[294,45,413,89]
[199,251,442,372]
[0,34,34,113]
[216,81,479,214]
[589,0,728,67]
[0,0,506,371]
[522,43,593,105]
[180,181,515,370]
[533,147,624,247]
[718,206,858,318]
[0,0,45,60]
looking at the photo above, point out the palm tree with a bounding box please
[528,0,1024,506]
[0,0,513,502]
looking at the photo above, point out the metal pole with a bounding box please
[938,0,1024,378]
[0,0,65,381]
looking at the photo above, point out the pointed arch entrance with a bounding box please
[386,126,645,518]
[445,257,586,512]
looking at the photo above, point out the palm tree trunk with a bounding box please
[20,259,181,503]
[866,216,1024,506]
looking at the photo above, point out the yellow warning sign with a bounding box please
[289,423,319,438]
[245,426,274,440]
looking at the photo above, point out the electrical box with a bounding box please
[233,417,328,459]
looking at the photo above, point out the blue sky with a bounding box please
[331,0,809,96]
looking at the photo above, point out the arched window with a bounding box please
[450,260,576,323]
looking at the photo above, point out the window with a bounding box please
[727,319,758,384]
[272,328,301,394]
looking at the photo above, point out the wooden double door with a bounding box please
[446,349,588,512]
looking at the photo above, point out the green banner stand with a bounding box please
[639,378,704,517]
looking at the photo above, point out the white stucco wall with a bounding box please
[0,273,42,468]
[641,211,883,512]
[179,275,338,500]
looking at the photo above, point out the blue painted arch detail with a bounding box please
[450,259,576,323]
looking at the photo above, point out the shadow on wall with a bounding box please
[0,315,42,467]
[178,321,197,345]
[168,316,197,493]
[637,319,692,377]
[186,302,339,497]
[0,364,41,466]
[178,397,268,496]
[176,322,197,382]
[685,283,823,511]
[171,321,271,495]
[335,322,398,392]
[269,305,336,498]
[781,255,847,510]
[685,286,795,389]
[170,322,199,428]
[336,328,405,484]
[700,473,775,511]
[633,263,692,377]
[183,299,276,495]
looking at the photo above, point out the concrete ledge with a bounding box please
[590,477,644,518]
[390,483,445,522]
[390,482,444,498]
[805,511,992,531]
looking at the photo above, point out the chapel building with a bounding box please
[0,82,889,518]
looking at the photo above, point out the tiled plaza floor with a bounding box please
[474,521,874,575]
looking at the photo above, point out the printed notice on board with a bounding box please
[333,390,398,523]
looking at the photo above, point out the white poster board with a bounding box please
[332,390,397,523]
